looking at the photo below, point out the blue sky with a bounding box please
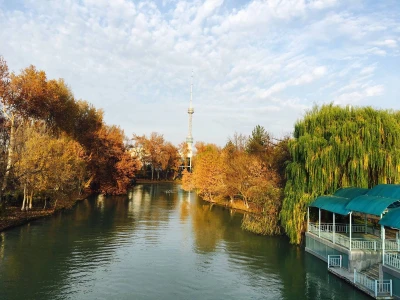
[0,0,399,145]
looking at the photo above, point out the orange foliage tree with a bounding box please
[182,125,289,236]
[0,56,137,207]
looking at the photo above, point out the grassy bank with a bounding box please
[0,192,89,233]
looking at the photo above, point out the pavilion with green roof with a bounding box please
[307,184,400,298]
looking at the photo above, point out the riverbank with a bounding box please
[0,192,89,233]
[137,179,261,214]
[212,198,261,214]
[136,178,180,184]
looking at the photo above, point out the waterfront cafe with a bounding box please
[306,184,400,298]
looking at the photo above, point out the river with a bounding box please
[0,183,369,299]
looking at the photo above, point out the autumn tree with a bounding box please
[184,130,285,236]
[181,169,194,191]
[160,142,181,180]
[14,123,85,210]
[88,125,136,195]
[227,132,248,152]
[178,141,190,170]
[189,144,225,202]
[133,132,165,180]
[0,56,136,206]
[0,60,84,195]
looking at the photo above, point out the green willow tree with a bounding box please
[281,104,400,244]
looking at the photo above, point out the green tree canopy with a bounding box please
[281,104,400,244]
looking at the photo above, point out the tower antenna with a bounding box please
[186,71,194,171]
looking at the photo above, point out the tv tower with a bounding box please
[186,72,194,170]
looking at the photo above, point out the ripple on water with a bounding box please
[0,185,371,300]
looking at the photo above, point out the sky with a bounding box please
[0,0,399,146]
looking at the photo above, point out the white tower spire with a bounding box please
[186,71,194,170]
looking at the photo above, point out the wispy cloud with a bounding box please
[0,0,399,144]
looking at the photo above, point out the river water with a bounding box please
[0,183,368,300]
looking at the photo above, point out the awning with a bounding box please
[333,187,369,199]
[366,184,400,199]
[309,195,351,215]
[379,207,400,229]
[345,195,400,216]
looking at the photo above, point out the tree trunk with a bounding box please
[2,113,15,192]
[244,198,249,209]
[151,166,154,180]
[28,191,33,210]
[21,184,27,211]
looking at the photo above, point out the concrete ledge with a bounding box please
[306,232,351,254]
[306,232,383,271]
[305,247,328,262]
[383,264,400,279]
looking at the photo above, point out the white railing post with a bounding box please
[349,212,352,251]
[374,241,376,251]
[307,207,310,232]
[340,255,342,268]
[333,213,336,244]
[398,239,400,252]
[353,268,356,283]
[382,224,385,263]
[375,280,378,297]
[390,279,393,297]
[318,208,321,238]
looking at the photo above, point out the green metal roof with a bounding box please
[309,185,400,216]
[379,207,400,228]
[309,196,351,215]
[333,187,369,199]
[345,195,400,216]
[366,184,400,198]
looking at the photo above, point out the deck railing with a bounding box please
[327,255,342,268]
[308,223,390,251]
[385,239,400,251]
[309,223,378,235]
[384,252,400,270]
[376,280,393,298]
[354,269,392,298]
[351,239,379,250]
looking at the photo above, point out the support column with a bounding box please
[307,207,310,232]
[381,213,385,264]
[382,225,386,264]
[349,212,352,251]
[365,214,368,234]
[333,213,336,244]
[318,208,321,238]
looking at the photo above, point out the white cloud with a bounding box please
[359,65,376,75]
[259,66,327,98]
[365,85,384,97]
[0,0,398,145]
[309,0,338,10]
[335,85,385,105]
[373,39,398,48]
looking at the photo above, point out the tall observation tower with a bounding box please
[186,73,194,170]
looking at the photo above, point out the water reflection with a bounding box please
[0,184,369,300]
